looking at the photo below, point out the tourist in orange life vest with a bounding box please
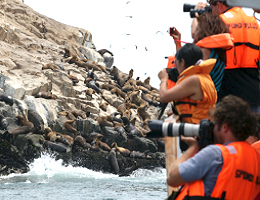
[167,95,260,200]
[194,0,260,113]
[167,13,233,97]
[158,43,217,124]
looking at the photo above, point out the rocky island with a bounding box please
[0,0,168,177]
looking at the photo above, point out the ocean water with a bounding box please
[0,153,168,200]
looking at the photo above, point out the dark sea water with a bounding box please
[0,153,167,200]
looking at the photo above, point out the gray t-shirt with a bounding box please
[179,145,223,196]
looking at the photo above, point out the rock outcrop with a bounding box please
[0,0,169,176]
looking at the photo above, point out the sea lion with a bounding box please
[33,125,44,135]
[129,90,146,107]
[86,80,101,94]
[42,63,60,70]
[136,86,150,94]
[136,77,144,87]
[97,116,114,127]
[16,115,34,128]
[10,126,35,135]
[43,127,58,142]
[63,119,78,134]
[71,110,86,119]
[107,147,119,174]
[59,110,76,121]
[95,139,111,152]
[0,94,13,106]
[68,71,79,85]
[122,84,135,93]
[114,123,126,135]
[100,101,109,112]
[84,77,93,84]
[74,135,87,148]
[144,77,150,85]
[100,83,116,91]
[111,142,131,157]
[119,161,137,177]
[35,91,56,99]
[130,150,150,159]
[85,88,96,98]
[110,88,126,99]
[64,47,78,58]
[88,69,98,81]
[137,104,150,121]
[41,139,67,153]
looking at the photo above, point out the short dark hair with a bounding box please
[175,43,203,68]
[212,95,257,141]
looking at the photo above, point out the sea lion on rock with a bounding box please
[86,80,101,94]
[74,135,87,148]
[110,88,126,99]
[85,88,95,98]
[16,115,34,128]
[42,63,60,70]
[88,69,98,81]
[71,110,86,119]
[114,123,126,135]
[43,127,58,142]
[119,161,137,177]
[130,150,150,159]
[100,83,116,91]
[41,139,68,153]
[63,119,78,135]
[95,139,111,152]
[59,110,76,121]
[10,126,35,135]
[137,104,150,122]
[122,83,135,93]
[107,147,119,174]
[129,90,146,107]
[68,71,79,85]
[100,101,109,111]
[36,91,56,100]
[111,142,131,157]
[97,116,114,127]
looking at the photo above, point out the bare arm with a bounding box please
[167,136,200,187]
[158,69,203,103]
[201,48,211,60]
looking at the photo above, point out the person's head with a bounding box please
[175,43,203,73]
[207,0,230,15]
[212,95,257,142]
[193,13,229,43]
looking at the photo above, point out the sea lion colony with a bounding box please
[0,47,165,176]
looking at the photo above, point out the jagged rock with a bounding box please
[0,0,168,176]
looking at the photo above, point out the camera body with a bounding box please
[147,118,215,149]
[183,3,212,18]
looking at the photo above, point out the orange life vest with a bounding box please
[176,142,260,200]
[252,140,260,154]
[196,33,234,49]
[219,7,260,69]
[175,59,217,124]
[167,55,177,89]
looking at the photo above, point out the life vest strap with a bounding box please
[175,101,197,106]
[234,42,259,50]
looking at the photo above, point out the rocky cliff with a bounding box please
[0,0,168,176]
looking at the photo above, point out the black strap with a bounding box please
[179,114,193,122]
[184,191,226,200]
[234,42,259,50]
[175,101,197,106]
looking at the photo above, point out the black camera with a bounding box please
[147,119,215,150]
[183,3,212,18]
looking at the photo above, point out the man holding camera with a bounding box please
[194,0,260,113]
[167,95,260,199]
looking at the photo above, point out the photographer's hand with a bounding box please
[170,27,181,51]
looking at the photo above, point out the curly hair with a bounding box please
[212,95,257,141]
[193,13,230,62]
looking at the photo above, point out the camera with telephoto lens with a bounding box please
[147,119,215,150]
[183,3,212,18]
